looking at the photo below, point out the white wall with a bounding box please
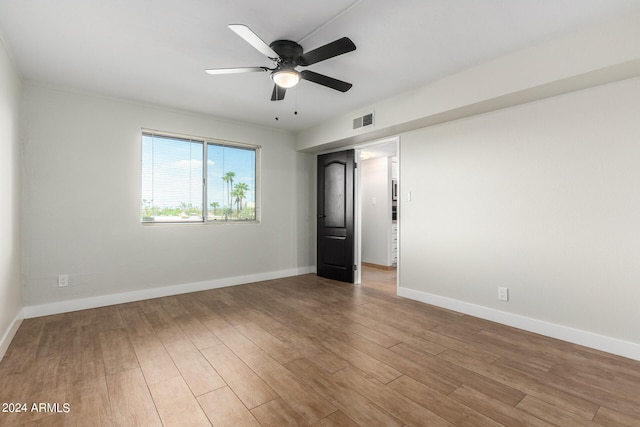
[361,157,391,266]
[21,84,313,314]
[400,76,640,356]
[0,37,23,359]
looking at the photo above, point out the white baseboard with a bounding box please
[0,309,24,361]
[397,286,640,362]
[24,266,315,319]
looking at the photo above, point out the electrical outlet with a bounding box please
[58,274,69,287]
[498,287,509,302]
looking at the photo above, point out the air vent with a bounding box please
[353,112,374,130]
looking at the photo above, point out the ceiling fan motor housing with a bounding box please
[269,40,303,63]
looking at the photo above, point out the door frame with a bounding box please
[316,136,400,288]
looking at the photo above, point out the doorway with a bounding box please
[356,137,399,291]
[315,137,399,291]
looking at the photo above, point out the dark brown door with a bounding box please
[317,150,355,283]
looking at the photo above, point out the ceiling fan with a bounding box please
[206,24,356,101]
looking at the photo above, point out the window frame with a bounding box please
[141,129,261,224]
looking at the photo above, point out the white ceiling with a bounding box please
[2,0,640,132]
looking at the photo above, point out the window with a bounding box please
[141,131,258,223]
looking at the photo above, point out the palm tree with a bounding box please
[209,201,220,216]
[233,182,249,212]
[221,171,235,209]
[231,188,241,215]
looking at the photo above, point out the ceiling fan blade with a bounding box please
[228,24,279,59]
[300,70,352,92]
[271,84,286,101]
[298,37,356,66]
[205,67,269,75]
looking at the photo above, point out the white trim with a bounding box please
[316,135,399,156]
[24,267,315,319]
[354,148,362,285]
[0,309,24,361]
[397,286,640,362]
[141,128,261,150]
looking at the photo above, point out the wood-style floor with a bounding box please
[1,267,640,426]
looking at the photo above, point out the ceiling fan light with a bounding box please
[272,69,300,88]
